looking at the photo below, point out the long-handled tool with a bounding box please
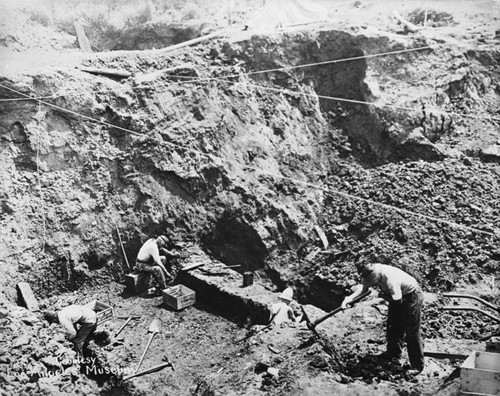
[114,315,141,338]
[135,318,162,373]
[235,312,278,344]
[181,262,241,272]
[301,290,372,337]
[124,358,174,381]
[235,323,272,344]
[115,225,131,272]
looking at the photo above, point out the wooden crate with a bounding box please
[460,351,500,396]
[162,285,196,310]
[84,300,113,325]
[486,337,500,353]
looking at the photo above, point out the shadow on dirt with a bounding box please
[79,346,136,396]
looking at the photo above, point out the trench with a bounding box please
[12,26,383,352]
[177,270,271,325]
[8,10,496,395]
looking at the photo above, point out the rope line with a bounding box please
[2,44,497,122]
[164,74,500,123]
[0,83,498,239]
[230,45,436,78]
[159,45,436,87]
[0,96,56,102]
[35,100,47,254]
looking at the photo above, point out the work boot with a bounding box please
[376,352,401,361]
[404,363,423,376]
[406,368,423,376]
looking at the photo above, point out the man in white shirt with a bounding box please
[135,235,177,291]
[269,287,301,326]
[341,263,424,374]
[44,305,97,354]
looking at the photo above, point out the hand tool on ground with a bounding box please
[300,289,371,337]
[235,313,278,343]
[115,225,131,272]
[135,317,162,373]
[235,324,272,343]
[181,262,241,272]
[180,262,206,272]
[442,292,500,340]
[124,358,174,381]
[114,315,141,337]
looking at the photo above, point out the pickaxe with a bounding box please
[300,289,372,337]
[123,357,174,381]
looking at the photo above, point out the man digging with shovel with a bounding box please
[341,263,425,375]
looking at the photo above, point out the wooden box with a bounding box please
[242,272,254,287]
[460,351,500,396]
[84,300,113,325]
[162,285,196,310]
[125,271,151,294]
[486,337,500,353]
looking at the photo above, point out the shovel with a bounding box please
[135,317,162,373]
[301,289,371,337]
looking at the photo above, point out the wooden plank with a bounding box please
[424,351,468,360]
[79,67,132,78]
[314,225,329,249]
[16,282,40,312]
[74,21,92,52]
[159,31,221,54]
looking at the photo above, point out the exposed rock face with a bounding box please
[1,25,499,311]
[1,2,499,395]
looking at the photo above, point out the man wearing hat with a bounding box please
[341,263,424,375]
[269,287,301,326]
[135,235,177,291]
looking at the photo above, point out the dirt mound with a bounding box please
[407,9,456,28]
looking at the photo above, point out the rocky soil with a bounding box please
[0,0,499,395]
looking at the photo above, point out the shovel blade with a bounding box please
[149,317,163,333]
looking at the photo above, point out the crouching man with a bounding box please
[44,304,97,355]
[135,235,177,291]
[341,263,424,375]
[269,287,302,327]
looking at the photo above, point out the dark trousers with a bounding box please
[386,289,424,370]
[135,257,171,290]
[73,321,97,352]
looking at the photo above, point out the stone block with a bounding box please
[16,282,39,312]
[125,271,151,294]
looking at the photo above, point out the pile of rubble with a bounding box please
[0,301,96,395]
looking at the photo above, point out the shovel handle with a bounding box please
[135,332,156,373]
[124,361,173,380]
[115,317,132,338]
[115,225,131,272]
[312,289,372,328]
